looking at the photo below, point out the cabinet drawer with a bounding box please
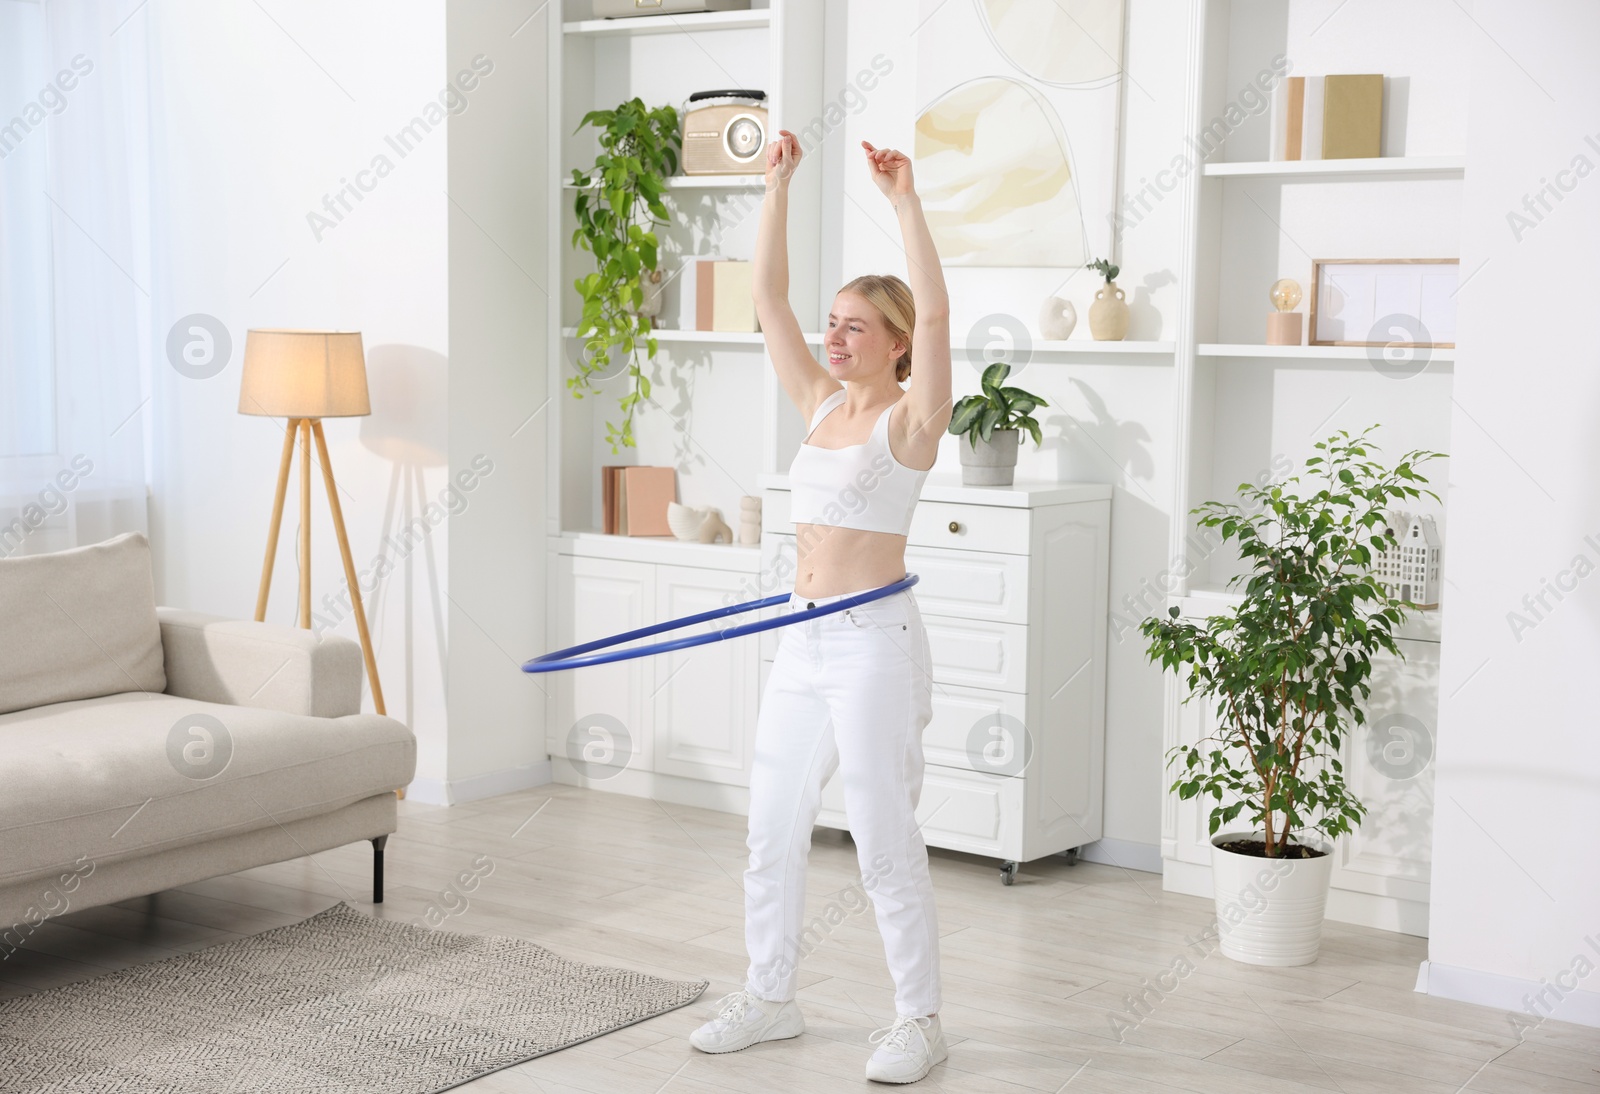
[757,603,1029,693]
[922,683,1029,773]
[762,488,1031,555]
[818,762,1024,859]
[908,499,1031,555]
[756,534,1029,662]
[927,616,1029,694]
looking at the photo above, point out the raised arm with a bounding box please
[862,142,952,447]
[754,130,835,421]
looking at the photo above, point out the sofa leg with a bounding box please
[371,835,388,904]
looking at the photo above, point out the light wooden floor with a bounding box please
[5,783,1598,1093]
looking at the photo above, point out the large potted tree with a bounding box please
[569,97,682,453]
[1140,426,1444,965]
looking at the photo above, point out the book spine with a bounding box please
[1285,77,1304,161]
[1302,76,1325,161]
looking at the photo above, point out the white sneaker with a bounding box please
[688,989,805,1053]
[865,1013,947,1083]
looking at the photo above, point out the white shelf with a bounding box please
[1201,156,1465,179]
[563,9,770,37]
[563,174,765,191]
[562,327,1171,355]
[1172,585,1443,644]
[960,339,1174,357]
[561,326,822,345]
[1198,343,1456,363]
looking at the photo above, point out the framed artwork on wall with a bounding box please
[911,0,1126,268]
[1309,258,1460,347]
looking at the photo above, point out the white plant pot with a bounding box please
[1209,831,1335,966]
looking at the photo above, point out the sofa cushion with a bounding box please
[0,531,165,716]
[0,691,416,890]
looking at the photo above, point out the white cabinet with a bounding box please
[761,474,1113,881]
[545,543,759,810]
[547,474,1114,881]
[652,564,759,786]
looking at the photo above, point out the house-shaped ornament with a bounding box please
[1373,510,1442,609]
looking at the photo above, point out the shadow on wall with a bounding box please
[343,343,449,723]
[1128,270,1175,341]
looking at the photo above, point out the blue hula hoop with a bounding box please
[522,572,920,674]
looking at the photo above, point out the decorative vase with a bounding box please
[1088,280,1129,341]
[738,495,762,546]
[958,429,1019,486]
[1038,295,1077,340]
[1209,831,1335,966]
[667,501,712,541]
[696,508,732,544]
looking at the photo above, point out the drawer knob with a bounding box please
[948,520,961,534]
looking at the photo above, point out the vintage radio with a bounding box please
[680,90,768,175]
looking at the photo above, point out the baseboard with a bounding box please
[405,760,553,806]
[1420,959,1600,1031]
[1075,837,1163,875]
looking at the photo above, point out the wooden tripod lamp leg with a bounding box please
[255,420,299,623]
[299,419,312,630]
[311,420,387,718]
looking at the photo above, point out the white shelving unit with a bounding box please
[1161,0,1461,936]
[546,0,823,553]
[544,1,828,812]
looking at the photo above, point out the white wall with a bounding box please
[838,0,1190,863]
[440,0,551,802]
[144,0,452,784]
[1425,0,1600,1028]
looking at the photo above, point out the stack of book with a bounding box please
[601,465,677,536]
[1271,73,1384,161]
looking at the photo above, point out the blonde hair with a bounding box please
[839,274,916,383]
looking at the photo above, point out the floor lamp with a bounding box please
[239,329,388,723]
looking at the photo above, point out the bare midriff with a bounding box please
[792,522,908,598]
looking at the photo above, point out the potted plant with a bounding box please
[1140,427,1444,965]
[569,97,682,453]
[1086,257,1128,341]
[947,361,1048,486]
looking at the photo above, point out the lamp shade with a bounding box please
[238,329,371,417]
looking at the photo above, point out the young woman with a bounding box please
[686,130,953,1085]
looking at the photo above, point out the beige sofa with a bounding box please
[0,532,415,949]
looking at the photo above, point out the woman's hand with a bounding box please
[861,141,915,200]
[765,129,801,190]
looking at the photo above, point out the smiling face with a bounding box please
[825,290,905,380]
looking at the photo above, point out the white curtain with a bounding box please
[0,0,151,557]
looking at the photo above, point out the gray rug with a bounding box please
[0,900,709,1093]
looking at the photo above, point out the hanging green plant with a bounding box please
[569,97,682,453]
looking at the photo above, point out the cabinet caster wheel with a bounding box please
[1000,861,1018,885]
[1063,847,1079,866]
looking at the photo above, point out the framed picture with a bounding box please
[912,0,1126,268]
[1308,258,1459,347]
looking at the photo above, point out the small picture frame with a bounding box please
[1308,258,1459,347]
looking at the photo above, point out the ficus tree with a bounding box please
[1140,427,1445,857]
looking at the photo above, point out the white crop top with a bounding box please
[787,388,932,536]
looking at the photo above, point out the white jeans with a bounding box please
[742,581,942,1018]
